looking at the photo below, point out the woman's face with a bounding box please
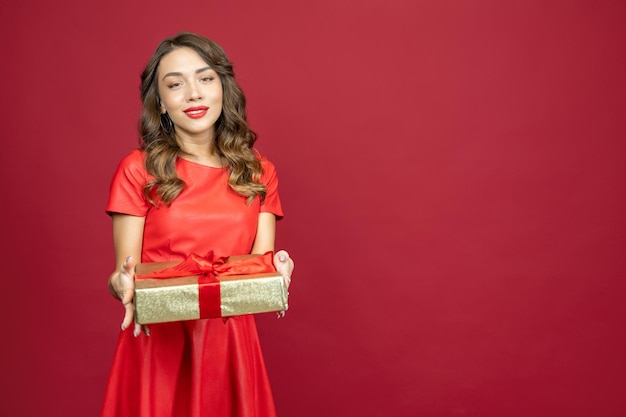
[157,47,223,141]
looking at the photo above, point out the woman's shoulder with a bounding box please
[253,149,279,185]
[116,149,147,170]
[119,148,146,164]
[112,149,150,180]
[253,149,276,169]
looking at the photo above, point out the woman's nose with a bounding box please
[186,83,202,100]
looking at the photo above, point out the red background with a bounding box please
[2,1,625,416]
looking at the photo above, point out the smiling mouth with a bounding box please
[184,107,209,118]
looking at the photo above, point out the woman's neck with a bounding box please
[176,134,224,168]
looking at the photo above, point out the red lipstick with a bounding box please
[183,106,209,119]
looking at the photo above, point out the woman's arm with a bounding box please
[251,212,276,254]
[251,212,294,287]
[108,213,145,332]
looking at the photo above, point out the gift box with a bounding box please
[133,251,288,325]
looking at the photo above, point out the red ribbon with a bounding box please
[136,251,276,318]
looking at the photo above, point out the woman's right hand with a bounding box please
[108,255,137,331]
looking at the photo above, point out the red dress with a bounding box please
[101,149,283,417]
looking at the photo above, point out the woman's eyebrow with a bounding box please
[162,67,213,80]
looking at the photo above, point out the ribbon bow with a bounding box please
[136,251,277,280]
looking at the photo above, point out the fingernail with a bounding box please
[145,327,151,337]
[121,324,126,331]
[126,256,132,262]
[133,328,140,337]
[280,255,287,261]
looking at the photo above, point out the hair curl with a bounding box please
[139,32,266,206]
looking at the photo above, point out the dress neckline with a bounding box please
[178,157,229,170]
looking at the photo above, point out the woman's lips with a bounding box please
[183,106,209,119]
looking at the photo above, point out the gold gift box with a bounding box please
[134,257,288,325]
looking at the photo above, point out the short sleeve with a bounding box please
[105,149,151,216]
[259,156,284,219]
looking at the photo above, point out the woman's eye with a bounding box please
[200,77,214,83]
[167,82,182,89]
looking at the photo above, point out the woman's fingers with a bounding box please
[274,250,294,287]
[121,300,134,330]
[131,323,150,337]
[113,255,144,334]
[118,269,135,331]
[275,250,289,263]
[120,288,134,305]
[117,255,136,308]
[121,256,136,278]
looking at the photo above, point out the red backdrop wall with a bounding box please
[1,1,625,416]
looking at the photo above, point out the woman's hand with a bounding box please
[108,256,148,337]
[274,250,294,288]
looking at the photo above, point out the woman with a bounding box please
[101,32,294,417]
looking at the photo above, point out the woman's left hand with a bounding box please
[274,250,294,288]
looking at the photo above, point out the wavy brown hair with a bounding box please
[139,32,266,205]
